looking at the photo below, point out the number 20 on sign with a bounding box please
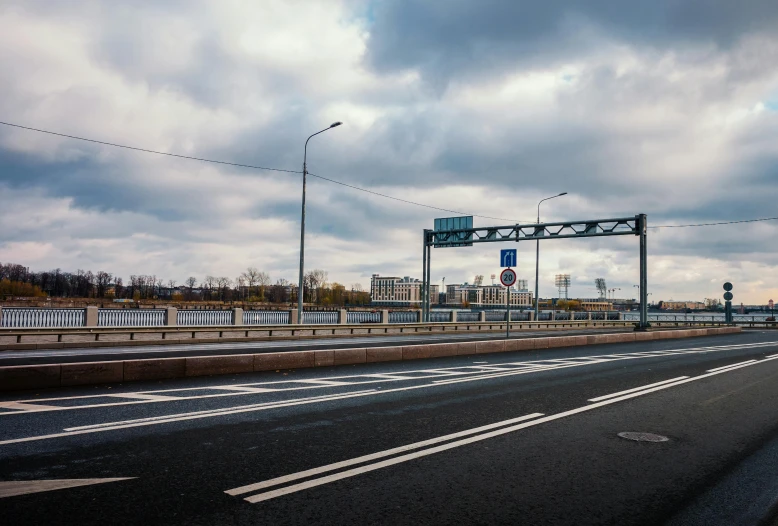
[500,268,516,287]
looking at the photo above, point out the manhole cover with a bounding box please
[617,432,669,442]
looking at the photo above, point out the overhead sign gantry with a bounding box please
[422,214,650,330]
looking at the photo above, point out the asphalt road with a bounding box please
[0,327,632,365]
[2,330,778,525]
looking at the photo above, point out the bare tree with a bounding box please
[204,276,217,301]
[257,271,271,301]
[235,276,246,301]
[241,267,260,299]
[95,271,112,298]
[185,276,197,300]
[216,277,232,301]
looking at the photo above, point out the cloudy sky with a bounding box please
[1,1,777,304]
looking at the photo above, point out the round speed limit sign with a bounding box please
[500,268,517,287]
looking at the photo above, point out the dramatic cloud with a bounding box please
[0,0,776,303]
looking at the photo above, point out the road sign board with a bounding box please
[500,249,517,267]
[769,299,774,308]
[433,216,473,247]
[723,282,733,291]
[723,291,733,301]
[500,268,517,287]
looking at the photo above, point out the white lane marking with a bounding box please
[0,478,136,498]
[0,402,63,412]
[707,360,758,373]
[472,361,489,364]
[225,413,545,497]
[107,394,182,401]
[587,377,690,402]
[237,355,778,504]
[209,386,278,393]
[0,390,379,446]
[2,340,775,417]
[62,390,379,432]
[293,380,352,386]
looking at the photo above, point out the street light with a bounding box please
[534,192,568,319]
[298,122,342,322]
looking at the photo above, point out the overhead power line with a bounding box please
[1,120,775,229]
[650,217,778,228]
[0,120,528,223]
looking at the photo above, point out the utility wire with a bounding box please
[650,217,778,228]
[0,121,302,174]
[1,120,775,228]
[0,120,527,223]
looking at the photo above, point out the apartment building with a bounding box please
[446,283,533,307]
[370,275,439,306]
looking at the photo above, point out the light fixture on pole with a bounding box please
[534,192,568,319]
[298,122,342,323]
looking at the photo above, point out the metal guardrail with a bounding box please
[177,310,233,326]
[387,311,416,324]
[244,311,290,325]
[1,306,774,330]
[457,312,480,322]
[0,308,85,328]
[98,309,164,327]
[430,311,451,323]
[301,311,338,325]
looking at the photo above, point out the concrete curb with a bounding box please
[0,327,743,392]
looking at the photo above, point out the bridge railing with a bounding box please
[98,309,164,327]
[1,306,774,329]
[0,308,85,328]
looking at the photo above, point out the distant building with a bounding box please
[579,300,614,311]
[446,283,533,307]
[370,275,439,306]
[661,300,706,310]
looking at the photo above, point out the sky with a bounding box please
[0,0,777,304]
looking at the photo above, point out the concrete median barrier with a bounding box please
[0,364,61,391]
[333,348,367,365]
[402,345,435,360]
[124,358,186,382]
[61,361,124,386]
[366,346,403,363]
[476,340,505,354]
[314,350,335,367]
[185,355,254,377]
[505,338,537,352]
[254,351,315,371]
[0,327,744,391]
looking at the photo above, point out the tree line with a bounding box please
[0,262,370,306]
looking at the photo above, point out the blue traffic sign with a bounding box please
[500,249,517,267]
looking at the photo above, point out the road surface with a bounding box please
[2,330,778,525]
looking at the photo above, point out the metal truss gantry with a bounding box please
[422,215,649,330]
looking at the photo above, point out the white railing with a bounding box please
[98,309,164,327]
[388,311,416,324]
[0,308,85,328]
[302,311,338,324]
[457,312,480,322]
[244,310,290,325]
[177,310,233,326]
[348,311,381,324]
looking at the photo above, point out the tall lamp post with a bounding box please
[534,192,568,319]
[298,122,342,323]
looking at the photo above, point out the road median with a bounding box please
[0,327,742,391]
